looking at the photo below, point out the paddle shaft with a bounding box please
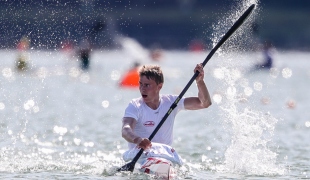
[118,4,255,172]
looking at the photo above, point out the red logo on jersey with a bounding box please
[144,121,155,127]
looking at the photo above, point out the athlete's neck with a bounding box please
[145,97,160,110]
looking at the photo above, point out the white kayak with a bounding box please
[123,142,183,179]
[138,157,176,179]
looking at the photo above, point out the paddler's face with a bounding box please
[139,75,162,102]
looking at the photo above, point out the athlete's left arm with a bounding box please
[184,63,212,110]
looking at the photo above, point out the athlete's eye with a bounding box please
[139,83,150,88]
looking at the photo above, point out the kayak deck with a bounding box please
[138,157,176,179]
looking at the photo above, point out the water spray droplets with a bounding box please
[243,87,253,96]
[212,93,223,104]
[74,138,81,146]
[80,73,90,83]
[23,99,35,110]
[282,67,292,78]
[268,67,292,79]
[226,86,237,98]
[213,67,242,83]
[110,70,120,81]
[2,68,13,78]
[269,68,280,78]
[101,100,110,108]
[25,104,39,113]
[254,81,263,91]
[8,130,13,135]
[69,67,80,78]
[213,68,225,79]
[53,126,68,136]
[208,1,284,175]
[219,108,282,175]
[305,121,310,128]
[36,67,49,79]
[0,102,5,110]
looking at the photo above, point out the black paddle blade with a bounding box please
[117,161,135,172]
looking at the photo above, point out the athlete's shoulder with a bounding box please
[129,97,143,108]
[160,94,178,102]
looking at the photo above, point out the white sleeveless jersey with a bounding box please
[124,94,185,149]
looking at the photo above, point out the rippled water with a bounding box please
[0,48,309,179]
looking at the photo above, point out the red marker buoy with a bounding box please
[119,67,140,88]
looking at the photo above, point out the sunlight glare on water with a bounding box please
[254,81,263,91]
[282,68,292,79]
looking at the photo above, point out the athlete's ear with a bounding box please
[158,83,163,90]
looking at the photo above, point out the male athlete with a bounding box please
[121,64,211,152]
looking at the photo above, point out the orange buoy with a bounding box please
[119,68,140,88]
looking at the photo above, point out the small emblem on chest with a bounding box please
[143,121,155,127]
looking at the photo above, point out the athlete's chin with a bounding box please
[142,98,149,102]
[142,97,151,103]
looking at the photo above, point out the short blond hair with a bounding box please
[139,65,164,84]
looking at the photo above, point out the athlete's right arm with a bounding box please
[122,117,152,149]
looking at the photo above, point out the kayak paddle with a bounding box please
[117,4,256,172]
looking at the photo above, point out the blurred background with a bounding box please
[1,0,309,51]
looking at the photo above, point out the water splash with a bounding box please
[212,0,260,56]
[219,107,283,175]
[0,143,124,177]
[209,0,285,175]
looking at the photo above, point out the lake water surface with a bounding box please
[0,49,309,179]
